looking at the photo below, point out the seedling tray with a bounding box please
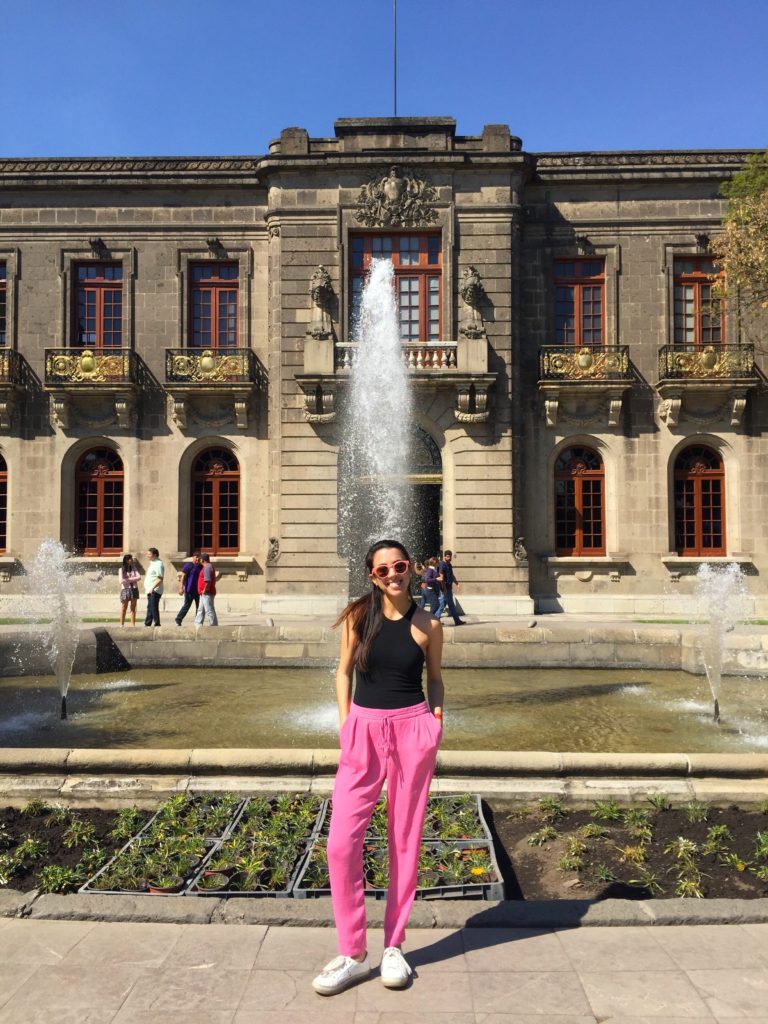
[185,794,326,898]
[316,794,491,843]
[80,795,244,895]
[293,839,504,901]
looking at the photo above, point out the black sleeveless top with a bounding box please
[353,603,426,710]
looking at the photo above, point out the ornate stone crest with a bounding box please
[355,166,438,228]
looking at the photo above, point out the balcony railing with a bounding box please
[45,347,138,385]
[166,347,257,384]
[0,349,24,386]
[334,341,458,372]
[658,344,756,380]
[539,345,631,381]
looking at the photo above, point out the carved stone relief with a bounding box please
[355,166,438,228]
[307,265,335,340]
[459,266,487,339]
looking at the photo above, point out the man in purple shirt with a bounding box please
[175,551,202,626]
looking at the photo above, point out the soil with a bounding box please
[2,799,768,899]
[484,801,768,901]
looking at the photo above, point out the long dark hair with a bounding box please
[121,553,134,580]
[334,538,412,672]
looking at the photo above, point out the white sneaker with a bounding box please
[380,946,413,989]
[312,953,370,996]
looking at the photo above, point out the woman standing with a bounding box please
[118,553,140,626]
[312,539,444,997]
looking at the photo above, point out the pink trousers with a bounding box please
[327,700,442,956]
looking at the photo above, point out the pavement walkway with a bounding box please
[0,917,767,1022]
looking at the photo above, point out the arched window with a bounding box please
[674,446,725,555]
[192,448,239,554]
[555,446,605,555]
[75,448,123,555]
[0,454,7,553]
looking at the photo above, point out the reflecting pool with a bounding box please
[2,667,767,752]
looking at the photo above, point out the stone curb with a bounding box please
[1,748,767,778]
[6,892,768,928]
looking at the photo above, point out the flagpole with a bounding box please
[393,0,398,117]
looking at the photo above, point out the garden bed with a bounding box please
[489,796,768,900]
[2,793,768,900]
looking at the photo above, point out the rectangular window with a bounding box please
[190,262,239,349]
[554,259,605,346]
[0,263,6,346]
[74,262,123,349]
[350,233,442,342]
[673,257,724,347]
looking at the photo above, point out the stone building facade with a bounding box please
[0,118,764,615]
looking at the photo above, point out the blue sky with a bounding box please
[2,0,766,157]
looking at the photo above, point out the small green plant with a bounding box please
[579,823,608,840]
[62,818,97,850]
[558,837,587,872]
[592,862,616,883]
[702,824,734,856]
[527,825,559,846]
[0,853,15,887]
[616,844,646,866]
[21,798,49,817]
[44,805,72,828]
[622,809,653,843]
[37,865,81,894]
[109,807,144,841]
[675,876,705,898]
[538,796,567,823]
[591,799,623,822]
[719,851,752,872]
[754,830,768,860]
[14,835,48,862]
[646,793,672,811]
[0,825,13,851]
[76,846,109,877]
[683,801,710,824]
[751,863,768,881]
[664,837,698,862]
[629,866,665,896]
[760,800,768,815]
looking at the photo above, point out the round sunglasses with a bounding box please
[370,559,410,579]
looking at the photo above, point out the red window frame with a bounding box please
[350,233,442,342]
[554,258,605,346]
[674,446,725,556]
[0,263,6,346]
[555,446,606,555]
[73,262,123,349]
[673,257,724,347]
[190,262,239,349]
[0,454,7,553]
[75,448,124,556]
[192,448,240,555]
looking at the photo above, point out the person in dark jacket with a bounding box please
[435,549,465,626]
[175,552,202,626]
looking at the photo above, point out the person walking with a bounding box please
[312,539,444,997]
[143,547,164,627]
[118,553,140,626]
[194,553,218,626]
[175,551,202,626]
[436,549,465,626]
[417,556,440,616]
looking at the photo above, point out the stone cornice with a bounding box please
[0,148,759,189]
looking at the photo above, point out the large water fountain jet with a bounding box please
[22,539,82,719]
[339,259,413,586]
[694,562,750,724]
